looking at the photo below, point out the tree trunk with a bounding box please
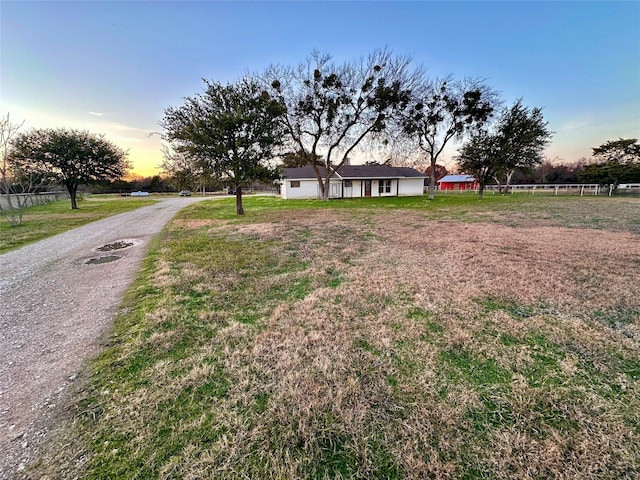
[478,183,485,199]
[235,186,244,215]
[311,162,326,200]
[68,183,78,209]
[1,190,23,226]
[321,177,330,201]
[428,157,436,200]
[503,169,515,194]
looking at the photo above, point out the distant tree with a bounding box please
[516,159,583,184]
[281,149,323,168]
[490,101,552,191]
[423,164,449,184]
[456,100,552,198]
[579,161,640,188]
[10,128,129,209]
[455,131,496,199]
[593,138,640,163]
[160,146,202,191]
[162,77,285,215]
[145,175,161,192]
[400,76,499,199]
[0,114,50,226]
[93,178,132,194]
[84,175,172,194]
[265,49,419,200]
[161,147,224,194]
[578,138,640,189]
[364,158,392,166]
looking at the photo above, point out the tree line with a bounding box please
[2,49,638,222]
[505,148,640,188]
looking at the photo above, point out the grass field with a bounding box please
[30,195,640,479]
[0,195,158,253]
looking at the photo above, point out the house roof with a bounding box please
[283,165,426,180]
[438,174,476,183]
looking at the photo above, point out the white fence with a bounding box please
[0,191,69,211]
[436,184,640,196]
[486,184,601,195]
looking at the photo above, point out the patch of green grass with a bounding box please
[0,194,157,252]
[169,231,269,274]
[253,393,270,414]
[522,351,563,387]
[407,306,445,337]
[235,308,260,324]
[356,339,383,357]
[465,397,514,433]
[499,333,519,346]
[476,296,543,320]
[406,306,431,320]
[440,349,512,387]
[310,431,358,479]
[288,277,312,300]
[592,307,640,328]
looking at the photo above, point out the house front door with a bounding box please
[364,180,371,197]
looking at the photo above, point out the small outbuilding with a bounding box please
[281,165,426,199]
[437,174,478,191]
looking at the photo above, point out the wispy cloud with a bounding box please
[559,116,594,132]
[88,111,104,116]
[558,112,640,134]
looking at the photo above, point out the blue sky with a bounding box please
[2,1,639,176]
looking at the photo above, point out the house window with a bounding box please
[378,179,391,194]
[290,181,300,188]
[344,180,352,187]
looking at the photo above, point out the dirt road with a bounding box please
[0,197,209,478]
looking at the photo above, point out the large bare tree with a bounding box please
[0,114,48,226]
[265,50,421,200]
[401,77,499,199]
[160,145,209,193]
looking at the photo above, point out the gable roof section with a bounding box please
[438,174,476,183]
[283,166,329,180]
[283,165,426,180]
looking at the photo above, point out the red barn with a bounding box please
[438,174,478,191]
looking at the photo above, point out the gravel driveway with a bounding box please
[0,197,209,478]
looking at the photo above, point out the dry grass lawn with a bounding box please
[28,196,640,479]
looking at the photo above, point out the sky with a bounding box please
[2,1,639,177]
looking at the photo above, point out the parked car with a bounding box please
[179,190,191,196]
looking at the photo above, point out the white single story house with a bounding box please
[281,165,426,199]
